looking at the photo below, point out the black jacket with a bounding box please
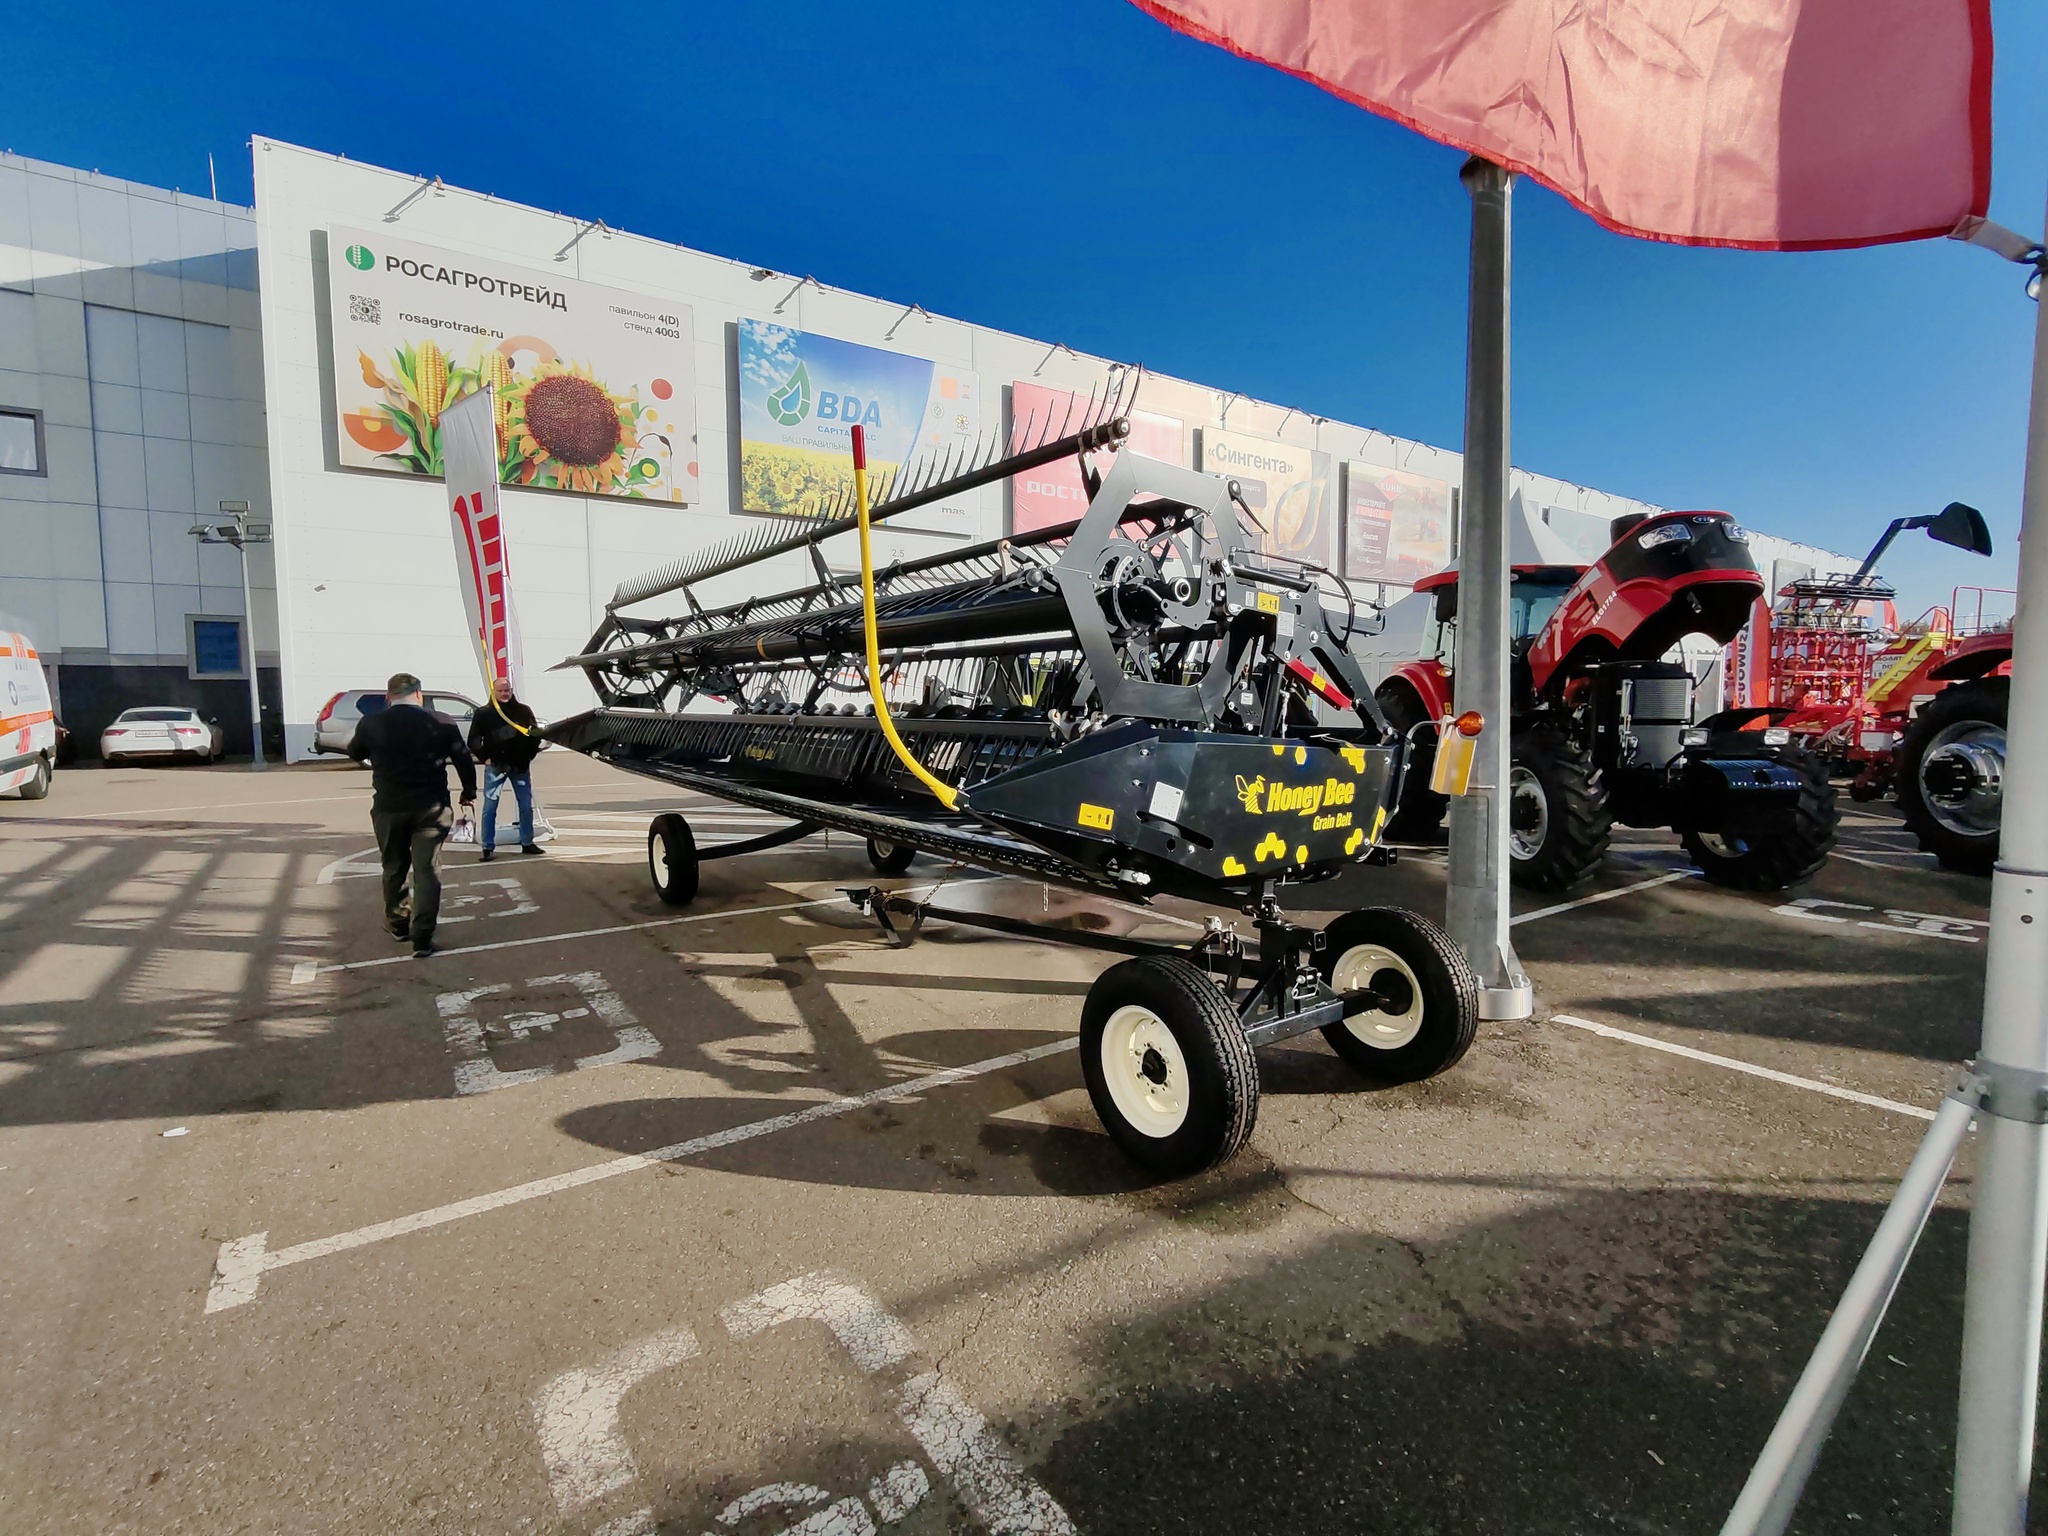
[467,697,541,772]
[348,703,477,814]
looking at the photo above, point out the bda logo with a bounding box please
[767,359,813,426]
[344,244,375,271]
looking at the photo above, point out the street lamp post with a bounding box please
[187,500,273,771]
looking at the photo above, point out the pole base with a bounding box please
[1480,981,1533,1021]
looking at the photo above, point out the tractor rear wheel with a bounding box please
[1897,677,2006,875]
[1681,747,1836,889]
[1507,729,1612,891]
[1376,685,1447,841]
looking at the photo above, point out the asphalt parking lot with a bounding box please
[0,752,2020,1534]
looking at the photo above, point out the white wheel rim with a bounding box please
[874,839,895,859]
[650,833,669,887]
[1332,943,1425,1050]
[1099,1004,1190,1138]
[1507,766,1548,861]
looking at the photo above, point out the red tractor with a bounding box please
[1378,510,1837,890]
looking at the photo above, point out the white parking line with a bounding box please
[204,1036,1077,1313]
[294,894,853,979]
[1551,1013,1938,1121]
[30,789,372,821]
[1512,869,1693,925]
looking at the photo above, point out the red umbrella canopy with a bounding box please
[1132,0,1990,250]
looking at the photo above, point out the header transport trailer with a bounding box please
[548,400,1480,1176]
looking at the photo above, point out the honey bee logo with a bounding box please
[1234,774,1266,814]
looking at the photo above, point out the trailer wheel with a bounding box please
[866,836,916,874]
[1316,907,1479,1082]
[1081,955,1257,1177]
[1682,747,1837,889]
[1376,685,1448,840]
[1897,677,2006,875]
[648,814,700,906]
[1507,729,1611,891]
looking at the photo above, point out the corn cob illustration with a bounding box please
[415,340,448,423]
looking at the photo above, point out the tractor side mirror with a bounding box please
[1928,501,1993,557]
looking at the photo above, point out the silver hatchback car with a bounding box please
[313,688,480,757]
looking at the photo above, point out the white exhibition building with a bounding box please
[0,139,1850,759]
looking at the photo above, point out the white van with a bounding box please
[1,627,57,800]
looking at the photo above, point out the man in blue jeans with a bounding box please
[466,677,544,861]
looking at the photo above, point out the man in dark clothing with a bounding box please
[347,672,476,958]
[467,676,544,861]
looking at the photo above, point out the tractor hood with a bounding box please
[1525,511,1763,693]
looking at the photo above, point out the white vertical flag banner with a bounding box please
[442,388,523,694]
[442,387,552,843]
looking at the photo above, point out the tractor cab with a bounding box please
[1411,564,1586,668]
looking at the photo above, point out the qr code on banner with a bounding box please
[348,294,380,325]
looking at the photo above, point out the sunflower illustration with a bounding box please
[502,362,643,493]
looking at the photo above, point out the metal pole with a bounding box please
[1951,184,2048,1536]
[239,536,265,771]
[1446,156,1533,1022]
[1719,1093,1977,1536]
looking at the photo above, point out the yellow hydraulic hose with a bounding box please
[851,424,959,810]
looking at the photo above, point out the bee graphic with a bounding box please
[1234,774,1266,814]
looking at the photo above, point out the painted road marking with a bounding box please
[534,1325,701,1518]
[437,970,657,1095]
[203,1037,1076,1313]
[534,1272,1067,1536]
[1773,896,1986,944]
[289,894,854,980]
[30,789,373,822]
[721,1272,1071,1536]
[1552,1013,1937,1121]
[1512,868,1692,925]
[438,873,538,922]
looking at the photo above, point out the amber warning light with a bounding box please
[1429,711,1485,796]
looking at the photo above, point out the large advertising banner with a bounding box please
[1009,381,1184,535]
[1342,462,1453,586]
[737,319,980,532]
[1198,429,1335,568]
[326,226,698,503]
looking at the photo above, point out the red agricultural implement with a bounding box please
[1759,505,2003,872]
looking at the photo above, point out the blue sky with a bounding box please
[6,0,2043,615]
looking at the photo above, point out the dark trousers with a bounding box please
[372,804,453,946]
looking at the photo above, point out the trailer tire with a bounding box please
[648,814,699,906]
[866,836,916,874]
[1317,907,1479,1083]
[1897,677,2006,875]
[1081,955,1257,1177]
[1682,747,1836,889]
[1376,685,1447,840]
[1507,729,1611,891]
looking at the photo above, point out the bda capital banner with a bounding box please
[737,319,979,533]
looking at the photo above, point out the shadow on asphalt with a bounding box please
[614,1184,2038,1536]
